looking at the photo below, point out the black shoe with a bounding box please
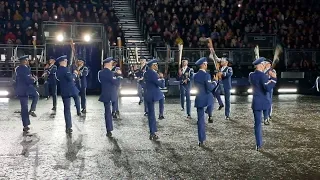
[187,115,191,119]
[66,128,73,134]
[149,134,159,140]
[256,146,261,151]
[23,126,30,132]
[51,107,56,111]
[225,116,230,120]
[77,112,81,116]
[208,116,213,123]
[138,100,143,105]
[106,131,112,137]
[218,105,224,110]
[199,142,204,147]
[81,109,86,113]
[269,116,272,120]
[112,112,117,119]
[158,115,164,120]
[29,111,37,117]
[264,119,270,125]
[144,112,148,116]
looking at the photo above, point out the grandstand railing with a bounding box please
[153,47,320,68]
[42,21,108,57]
[246,34,278,48]
[154,47,274,65]
[0,45,46,78]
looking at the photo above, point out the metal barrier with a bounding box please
[285,50,319,67]
[0,45,46,78]
[246,34,278,48]
[154,47,275,65]
[42,21,108,56]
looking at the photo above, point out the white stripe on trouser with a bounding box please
[316,77,319,92]
[270,105,273,116]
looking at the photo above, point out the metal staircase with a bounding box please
[112,0,152,64]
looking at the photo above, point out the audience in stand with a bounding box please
[0,0,124,46]
[137,0,320,50]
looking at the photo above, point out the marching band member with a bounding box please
[55,55,80,134]
[111,60,123,119]
[263,59,276,124]
[43,57,57,111]
[249,57,277,151]
[177,57,194,118]
[135,57,147,105]
[71,62,81,116]
[144,59,165,140]
[15,55,39,134]
[76,57,89,113]
[98,57,122,137]
[218,54,233,120]
[158,72,165,119]
[193,57,218,146]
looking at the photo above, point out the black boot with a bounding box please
[81,109,86,113]
[51,107,56,111]
[218,105,224,110]
[112,112,117,119]
[149,134,159,140]
[29,111,37,117]
[66,128,73,134]
[208,116,213,123]
[106,131,112,137]
[158,115,164,120]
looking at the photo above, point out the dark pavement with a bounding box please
[0,95,320,179]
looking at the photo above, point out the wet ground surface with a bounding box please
[0,95,320,179]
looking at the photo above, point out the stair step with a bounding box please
[123,31,141,34]
[122,28,140,31]
[126,39,145,43]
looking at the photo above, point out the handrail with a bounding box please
[42,21,103,25]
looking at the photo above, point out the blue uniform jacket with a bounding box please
[78,66,89,89]
[15,65,36,97]
[55,66,79,98]
[264,68,276,102]
[249,70,277,110]
[45,64,57,85]
[112,66,123,88]
[98,68,121,102]
[135,65,147,86]
[193,69,217,108]
[221,66,233,90]
[177,67,194,88]
[144,69,165,102]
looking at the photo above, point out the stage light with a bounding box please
[190,88,198,95]
[83,34,91,42]
[0,90,9,96]
[247,88,253,93]
[120,89,138,95]
[277,88,297,93]
[56,34,64,42]
[0,98,9,103]
[238,3,241,7]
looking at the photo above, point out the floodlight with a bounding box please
[56,34,64,42]
[83,34,91,42]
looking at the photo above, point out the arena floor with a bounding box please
[0,95,320,179]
